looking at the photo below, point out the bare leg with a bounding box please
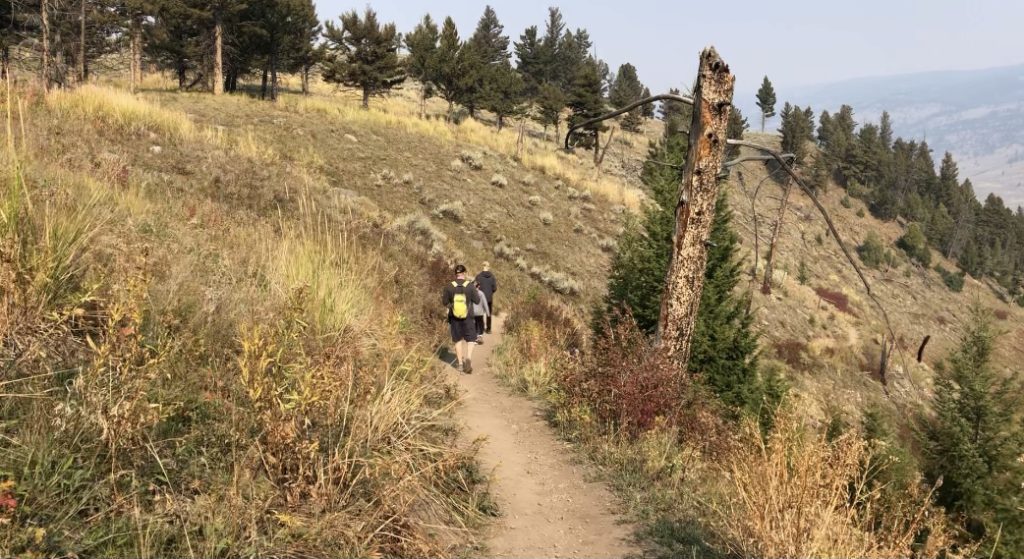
[454,340,465,367]
[466,339,475,361]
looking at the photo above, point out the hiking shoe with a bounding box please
[464,359,473,374]
[476,337,484,345]
[456,361,464,373]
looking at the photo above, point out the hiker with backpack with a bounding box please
[443,264,481,373]
[472,280,490,344]
[475,262,497,334]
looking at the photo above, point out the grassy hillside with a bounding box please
[3,72,1019,556]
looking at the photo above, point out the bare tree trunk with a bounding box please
[213,19,223,95]
[598,128,616,167]
[655,47,735,369]
[554,119,560,145]
[78,0,87,84]
[260,67,268,100]
[302,66,310,95]
[761,180,793,294]
[41,0,51,92]
[269,53,278,101]
[129,16,142,93]
[361,87,369,109]
[592,130,600,165]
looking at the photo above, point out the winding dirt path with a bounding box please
[453,315,639,558]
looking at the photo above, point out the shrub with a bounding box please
[539,211,554,225]
[797,259,809,285]
[449,159,464,172]
[562,314,716,438]
[897,223,931,267]
[994,308,1009,320]
[374,168,397,187]
[459,150,484,170]
[935,265,965,292]
[401,172,414,185]
[840,194,853,208]
[527,195,542,206]
[490,174,508,188]
[391,213,447,255]
[492,240,519,261]
[856,207,865,218]
[598,238,616,252]
[857,231,895,269]
[432,200,465,222]
[814,286,854,316]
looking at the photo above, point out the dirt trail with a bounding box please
[453,315,639,558]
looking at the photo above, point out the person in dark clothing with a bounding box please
[474,262,497,334]
[442,264,481,373]
[472,280,490,344]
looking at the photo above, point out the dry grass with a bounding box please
[1,83,489,557]
[280,94,642,210]
[706,414,966,558]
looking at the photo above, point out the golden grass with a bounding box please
[47,85,196,140]
[706,413,965,558]
[280,93,642,210]
[1,82,488,557]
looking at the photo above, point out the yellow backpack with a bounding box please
[451,281,469,319]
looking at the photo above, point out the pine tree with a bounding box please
[608,62,644,133]
[456,5,511,117]
[921,306,1024,555]
[602,132,767,416]
[534,81,567,142]
[322,8,405,108]
[725,106,748,158]
[566,57,606,158]
[658,87,691,135]
[513,24,543,97]
[755,75,777,132]
[405,14,440,116]
[640,86,654,118]
[482,60,525,130]
[433,16,462,116]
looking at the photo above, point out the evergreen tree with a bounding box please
[405,14,440,115]
[513,24,543,97]
[566,56,606,157]
[778,102,815,164]
[725,106,748,158]
[534,81,567,142]
[482,59,525,130]
[456,5,511,117]
[921,307,1024,555]
[879,110,893,149]
[755,75,777,132]
[658,86,691,134]
[322,8,405,108]
[608,62,644,132]
[433,16,462,115]
[640,86,654,118]
[467,5,509,65]
[602,130,766,415]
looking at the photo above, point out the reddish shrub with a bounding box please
[562,314,712,439]
[994,309,1010,321]
[814,287,855,316]
[774,339,808,370]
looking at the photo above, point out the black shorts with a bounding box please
[449,317,476,342]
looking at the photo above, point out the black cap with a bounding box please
[454,264,467,274]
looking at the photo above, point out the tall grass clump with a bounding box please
[706,414,965,558]
[47,85,196,140]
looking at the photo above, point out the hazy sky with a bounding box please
[315,0,1024,103]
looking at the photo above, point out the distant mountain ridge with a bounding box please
[785,63,1024,208]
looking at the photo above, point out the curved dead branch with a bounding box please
[564,93,695,150]
[726,139,914,390]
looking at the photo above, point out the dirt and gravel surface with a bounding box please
[452,316,639,559]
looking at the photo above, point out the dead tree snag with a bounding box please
[655,47,735,369]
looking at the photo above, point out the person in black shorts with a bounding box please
[475,262,497,334]
[442,264,481,373]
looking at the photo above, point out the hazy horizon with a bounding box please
[315,0,1024,103]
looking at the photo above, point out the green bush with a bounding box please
[840,194,852,209]
[897,223,932,267]
[935,265,965,292]
[857,232,895,269]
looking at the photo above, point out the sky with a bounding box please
[314,0,1024,108]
